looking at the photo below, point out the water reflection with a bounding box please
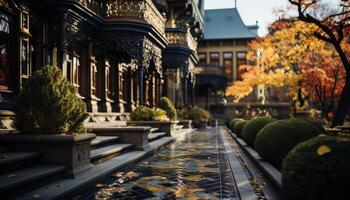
[87,129,237,200]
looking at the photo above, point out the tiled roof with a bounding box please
[203,8,258,40]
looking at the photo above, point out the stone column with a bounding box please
[139,67,145,105]
[126,68,135,112]
[183,74,189,107]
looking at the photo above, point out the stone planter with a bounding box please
[127,121,178,136]
[193,121,208,129]
[93,126,152,151]
[0,133,96,178]
[178,120,192,129]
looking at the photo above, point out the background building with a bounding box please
[195,7,258,109]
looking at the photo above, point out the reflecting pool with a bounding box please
[81,128,238,200]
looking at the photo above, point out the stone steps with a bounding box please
[0,152,40,172]
[150,127,159,133]
[148,132,167,142]
[0,164,66,197]
[174,125,184,130]
[91,143,134,164]
[91,136,120,149]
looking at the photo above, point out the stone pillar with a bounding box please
[139,67,145,105]
[183,74,189,107]
[192,84,195,107]
[126,68,135,112]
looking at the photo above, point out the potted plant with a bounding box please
[0,66,95,177]
[177,107,192,128]
[128,106,177,136]
[187,107,211,129]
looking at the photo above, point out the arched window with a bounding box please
[0,12,11,90]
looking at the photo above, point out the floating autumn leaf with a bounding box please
[125,171,140,179]
[317,145,332,156]
[184,175,204,182]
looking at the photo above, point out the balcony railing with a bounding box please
[165,28,198,52]
[75,0,166,36]
[105,0,166,36]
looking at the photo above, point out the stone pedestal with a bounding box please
[127,121,178,136]
[93,127,152,151]
[0,133,96,178]
[178,120,192,129]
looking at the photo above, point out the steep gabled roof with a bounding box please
[203,8,258,40]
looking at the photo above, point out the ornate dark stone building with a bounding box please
[0,0,204,131]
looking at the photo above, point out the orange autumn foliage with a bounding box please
[226,19,347,115]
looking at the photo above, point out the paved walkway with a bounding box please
[81,128,238,199]
[78,127,282,200]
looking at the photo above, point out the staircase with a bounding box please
[91,136,133,164]
[0,149,66,199]
[0,123,188,199]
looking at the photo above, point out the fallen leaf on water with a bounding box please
[126,171,139,179]
[146,186,162,193]
[96,183,104,188]
[113,172,124,178]
[185,175,204,182]
[317,145,331,156]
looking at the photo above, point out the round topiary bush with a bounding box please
[15,66,88,135]
[229,118,243,133]
[234,120,248,137]
[159,97,177,121]
[130,106,155,121]
[282,135,350,200]
[242,117,276,148]
[255,118,325,167]
[187,107,210,124]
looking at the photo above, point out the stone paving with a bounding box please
[80,128,238,199]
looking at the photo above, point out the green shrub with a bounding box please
[234,120,248,137]
[242,117,276,148]
[130,106,155,121]
[282,135,350,200]
[178,107,190,119]
[15,66,88,135]
[187,107,210,123]
[229,118,243,133]
[159,97,177,120]
[153,108,169,122]
[255,118,325,167]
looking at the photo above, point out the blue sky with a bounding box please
[204,0,290,36]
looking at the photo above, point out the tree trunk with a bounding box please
[330,76,350,127]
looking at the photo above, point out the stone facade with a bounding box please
[0,0,204,132]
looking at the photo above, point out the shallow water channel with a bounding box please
[81,128,238,200]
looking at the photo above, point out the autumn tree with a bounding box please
[226,19,347,120]
[288,0,350,127]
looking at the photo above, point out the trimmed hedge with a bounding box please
[15,66,88,135]
[187,107,210,123]
[229,118,243,133]
[242,117,276,148]
[282,135,350,200]
[255,118,325,167]
[159,97,177,120]
[234,120,248,137]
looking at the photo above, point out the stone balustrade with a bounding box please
[165,28,198,52]
[75,0,166,36]
[105,0,165,36]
